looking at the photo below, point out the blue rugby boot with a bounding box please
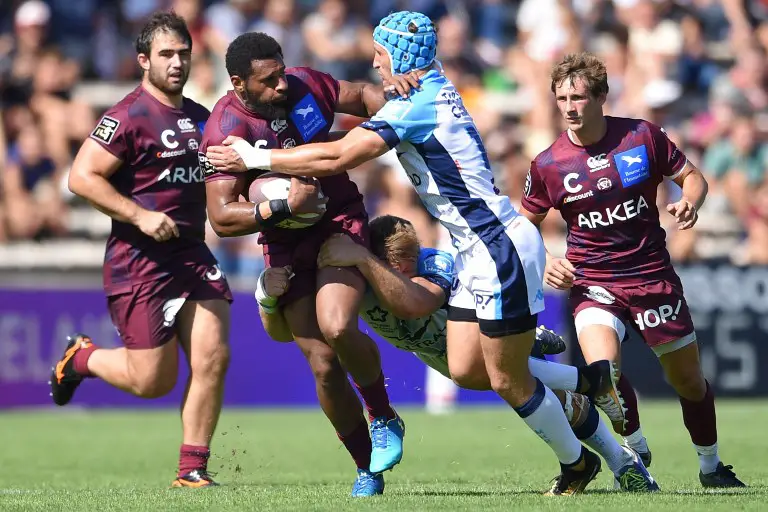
[369,413,405,473]
[614,446,660,492]
[351,469,385,497]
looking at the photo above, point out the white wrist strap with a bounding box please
[254,270,278,313]
[231,138,272,170]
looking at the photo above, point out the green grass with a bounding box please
[1,401,766,510]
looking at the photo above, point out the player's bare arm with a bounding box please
[206,175,326,236]
[317,234,445,320]
[69,138,179,242]
[255,266,294,342]
[336,74,420,118]
[667,164,708,231]
[209,127,389,178]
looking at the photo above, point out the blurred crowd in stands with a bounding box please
[1,0,768,278]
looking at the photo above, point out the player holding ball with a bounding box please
[201,32,419,496]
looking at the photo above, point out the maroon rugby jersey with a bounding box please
[201,67,364,244]
[89,85,215,294]
[522,117,688,284]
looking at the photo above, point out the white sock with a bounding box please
[528,357,579,392]
[695,442,720,474]
[425,366,458,414]
[623,428,649,453]
[517,380,583,465]
[584,419,633,476]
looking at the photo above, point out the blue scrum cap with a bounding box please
[373,11,437,75]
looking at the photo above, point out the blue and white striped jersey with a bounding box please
[361,69,522,252]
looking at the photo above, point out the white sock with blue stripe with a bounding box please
[515,378,583,465]
[573,402,632,475]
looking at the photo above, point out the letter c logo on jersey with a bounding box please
[563,173,583,194]
[161,129,179,149]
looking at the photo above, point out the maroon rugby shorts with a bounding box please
[569,270,696,352]
[107,263,232,350]
[262,205,369,307]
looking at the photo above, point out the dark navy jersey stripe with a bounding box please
[413,135,531,319]
[360,119,401,149]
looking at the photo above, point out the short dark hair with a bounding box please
[135,11,192,55]
[369,215,420,265]
[225,32,283,79]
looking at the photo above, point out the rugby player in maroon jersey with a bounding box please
[521,52,744,488]
[201,33,419,496]
[51,12,231,488]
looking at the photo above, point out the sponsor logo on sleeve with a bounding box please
[198,152,216,176]
[524,170,532,197]
[91,115,120,144]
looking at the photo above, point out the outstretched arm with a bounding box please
[215,127,391,178]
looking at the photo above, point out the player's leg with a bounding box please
[465,221,601,496]
[632,275,744,487]
[172,298,230,488]
[283,294,382,497]
[574,305,650,463]
[559,390,658,492]
[447,314,613,397]
[474,322,601,494]
[656,342,745,487]
[50,284,182,405]
[315,265,404,474]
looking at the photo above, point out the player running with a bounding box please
[51,12,231,487]
[201,32,422,485]
[519,52,744,488]
[257,215,659,494]
[207,11,610,495]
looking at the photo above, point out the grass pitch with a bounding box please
[1,401,766,511]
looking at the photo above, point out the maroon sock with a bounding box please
[178,444,210,476]
[354,372,395,421]
[337,420,372,470]
[72,344,99,377]
[679,380,717,446]
[617,374,641,436]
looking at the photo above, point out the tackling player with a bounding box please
[257,215,659,494]
[520,52,744,488]
[206,12,616,495]
[50,12,231,487]
[201,32,421,487]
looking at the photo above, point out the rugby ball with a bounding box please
[248,172,325,229]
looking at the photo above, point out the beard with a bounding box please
[241,90,288,120]
[147,65,188,95]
